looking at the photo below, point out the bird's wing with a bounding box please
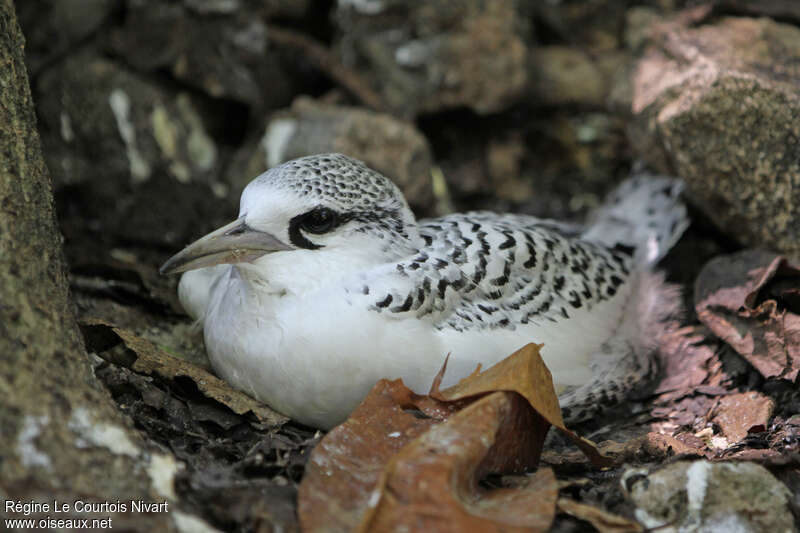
[352,212,636,332]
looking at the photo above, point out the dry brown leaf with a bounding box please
[362,394,557,533]
[299,343,609,533]
[298,379,448,533]
[695,250,800,381]
[80,318,287,426]
[599,432,705,463]
[431,344,563,425]
[710,391,774,443]
[542,432,704,467]
[557,498,643,533]
[434,343,613,468]
[653,326,717,401]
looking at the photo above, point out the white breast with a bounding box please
[202,266,446,428]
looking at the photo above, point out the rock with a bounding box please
[624,6,660,52]
[37,53,221,188]
[185,0,309,18]
[603,6,664,114]
[529,46,606,107]
[36,52,232,245]
[523,112,627,218]
[535,0,627,52]
[630,16,800,256]
[714,0,800,23]
[109,0,302,109]
[424,110,627,220]
[528,45,629,109]
[230,97,434,212]
[16,0,115,74]
[334,0,530,117]
[625,460,794,532]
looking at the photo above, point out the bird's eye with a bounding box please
[300,207,337,234]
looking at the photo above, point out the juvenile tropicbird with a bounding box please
[161,154,688,429]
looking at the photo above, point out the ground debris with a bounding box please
[79,319,316,532]
[80,318,287,427]
[695,250,800,382]
[710,391,774,444]
[557,498,643,533]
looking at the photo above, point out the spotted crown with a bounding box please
[251,153,408,213]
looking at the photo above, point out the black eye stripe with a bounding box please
[300,207,338,234]
[288,207,345,249]
[303,208,336,233]
[286,207,404,250]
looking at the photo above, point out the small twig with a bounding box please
[266,25,388,113]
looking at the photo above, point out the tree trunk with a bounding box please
[0,1,179,529]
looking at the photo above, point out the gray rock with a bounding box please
[184,0,309,18]
[17,0,115,74]
[630,17,800,257]
[624,460,794,533]
[36,53,231,245]
[109,0,301,109]
[37,53,221,189]
[624,6,661,52]
[334,0,530,117]
[230,97,434,212]
[529,46,607,107]
[534,0,627,53]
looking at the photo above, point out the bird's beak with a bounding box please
[159,217,292,275]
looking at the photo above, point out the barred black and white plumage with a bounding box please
[164,154,688,428]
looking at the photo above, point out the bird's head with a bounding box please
[160,154,420,275]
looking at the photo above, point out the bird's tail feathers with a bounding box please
[559,270,682,423]
[583,172,689,265]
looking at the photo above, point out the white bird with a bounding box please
[161,153,688,429]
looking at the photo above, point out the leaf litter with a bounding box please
[78,318,308,532]
[695,249,800,382]
[80,317,287,426]
[644,250,800,462]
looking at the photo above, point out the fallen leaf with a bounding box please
[695,250,800,381]
[710,391,774,443]
[432,344,613,467]
[650,323,748,440]
[557,498,643,533]
[607,432,704,462]
[653,326,716,401]
[363,394,557,533]
[673,431,708,451]
[80,318,287,427]
[431,345,562,423]
[299,344,608,533]
[541,432,704,468]
[298,379,444,533]
[720,448,800,464]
